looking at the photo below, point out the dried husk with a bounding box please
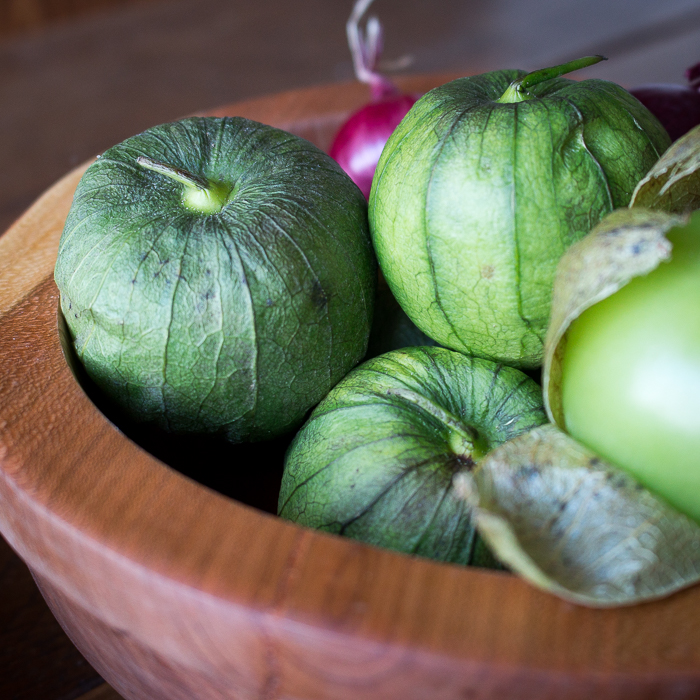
[543,207,686,428]
[454,424,700,606]
[630,123,700,213]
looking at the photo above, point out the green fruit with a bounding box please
[560,212,700,523]
[55,116,376,443]
[278,346,547,564]
[370,57,671,369]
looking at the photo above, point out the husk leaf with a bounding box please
[454,424,700,606]
[630,124,700,213]
[543,207,685,427]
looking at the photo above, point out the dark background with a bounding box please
[2,1,700,698]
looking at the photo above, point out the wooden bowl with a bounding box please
[1,75,700,700]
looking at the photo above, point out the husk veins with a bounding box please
[455,424,700,607]
[278,346,546,566]
[543,207,684,428]
[370,69,670,369]
[55,116,376,442]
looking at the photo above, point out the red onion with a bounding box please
[686,60,700,88]
[629,61,700,142]
[329,0,420,198]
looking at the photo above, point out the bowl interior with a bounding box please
[57,307,288,514]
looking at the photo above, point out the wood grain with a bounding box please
[2,79,700,700]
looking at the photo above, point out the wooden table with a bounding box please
[3,1,700,698]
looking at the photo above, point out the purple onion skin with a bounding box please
[628,83,700,141]
[329,93,419,199]
[686,61,700,87]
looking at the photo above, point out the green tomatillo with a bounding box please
[55,116,376,443]
[556,211,700,524]
[370,56,670,369]
[278,346,547,565]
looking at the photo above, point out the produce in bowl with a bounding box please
[542,125,700,525]
[51,72,700,610]
[557,211,700,523]
[329,0,420,198]
[455,128,700,606]
[278,346,546,565]
[55,116,376,443]
[370,56,671,369]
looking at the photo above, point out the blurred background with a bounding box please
[2,1,700,698]
[2,0,700,235]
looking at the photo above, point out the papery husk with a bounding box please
[630,123,700,213]
[454,424,700,607]
[542,207,686,428]
[369,69,669,370]
[279,346,546,566]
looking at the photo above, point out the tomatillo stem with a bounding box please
[136,156,231,214]
[384,386,486,461]
[137,156,209,189]
[497,55,607,104]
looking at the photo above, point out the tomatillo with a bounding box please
[558,211,700,523]
[278,346,547,564]
[370,56,670,368]
[55,117,376,443]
